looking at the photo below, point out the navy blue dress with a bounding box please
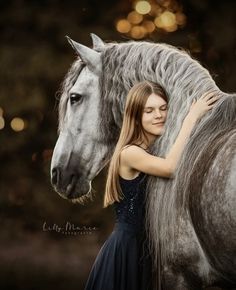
[84,171,154,290]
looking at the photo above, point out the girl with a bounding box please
[84,81,220,290]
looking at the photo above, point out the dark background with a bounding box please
[0,0,235,289]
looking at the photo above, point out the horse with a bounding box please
[50,33,236,289]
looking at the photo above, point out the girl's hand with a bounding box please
[188,91,221,121]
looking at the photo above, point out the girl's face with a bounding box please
[141,93,168,139]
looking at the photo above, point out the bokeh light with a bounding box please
[116,19,131,33]
[10,117,26,132]
[135,1,151,15]
[160,11,176,27]
[154,16,164,28]
[130,25,147,39]
[142,20,156,33]
[127,11,143,24]
[116,0,187,38]
[0,116,5,130]
[164,23,178,32]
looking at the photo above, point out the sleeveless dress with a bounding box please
[84,171,154,290]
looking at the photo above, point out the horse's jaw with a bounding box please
[50,130,111,201]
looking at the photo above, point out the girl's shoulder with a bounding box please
[120,144,149,156]
[119,144,149,167]
[119,145,143,180]
[121,144,149,154]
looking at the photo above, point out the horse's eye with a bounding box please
[70,93,83,105]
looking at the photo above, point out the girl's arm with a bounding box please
[120,92,221,178]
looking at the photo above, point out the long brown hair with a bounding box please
[103,81,168,208]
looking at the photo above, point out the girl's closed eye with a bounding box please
[160,106,167,111]
[144,108,153,113]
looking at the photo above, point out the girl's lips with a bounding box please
[153,122,164,125]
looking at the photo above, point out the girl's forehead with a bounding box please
[145,93,167,107]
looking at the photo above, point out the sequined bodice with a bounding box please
[113,172,148,230]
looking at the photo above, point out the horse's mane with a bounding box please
[160,94,236,259]
[99,40,230,268]
[169,95,236,270]
[99,41,219,149]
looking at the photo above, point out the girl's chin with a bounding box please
[153,128,165,134]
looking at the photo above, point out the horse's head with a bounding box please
[51,34,112,202]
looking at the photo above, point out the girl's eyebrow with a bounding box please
[144,104,167,109]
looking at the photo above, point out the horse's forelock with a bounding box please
[57,58,84,133]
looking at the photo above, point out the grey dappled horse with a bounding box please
[51,34,236,289]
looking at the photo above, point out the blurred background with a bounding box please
[0,0,235,289]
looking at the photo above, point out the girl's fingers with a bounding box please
[206,93,220,101]
[201,90,218,100]
[206,95,221,105]
[202,92,215,100]
[207,103,216,110]
[200,92,211,99]
[207,97,221,108]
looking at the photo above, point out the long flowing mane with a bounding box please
[169,96,236,272]
[98,41,231,268]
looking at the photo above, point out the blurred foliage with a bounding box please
[0,0,235,289]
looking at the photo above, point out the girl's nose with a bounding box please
[154,110,162,118]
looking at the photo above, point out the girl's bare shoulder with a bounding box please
[120,144,147,162]
[121,144,146,153]
[119,145,144,178]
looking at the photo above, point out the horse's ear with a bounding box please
[90,33,105,51]
[66,36,101,74]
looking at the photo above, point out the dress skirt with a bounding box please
[84,222,154,290]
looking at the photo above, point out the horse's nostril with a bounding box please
[51,167,60,186]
